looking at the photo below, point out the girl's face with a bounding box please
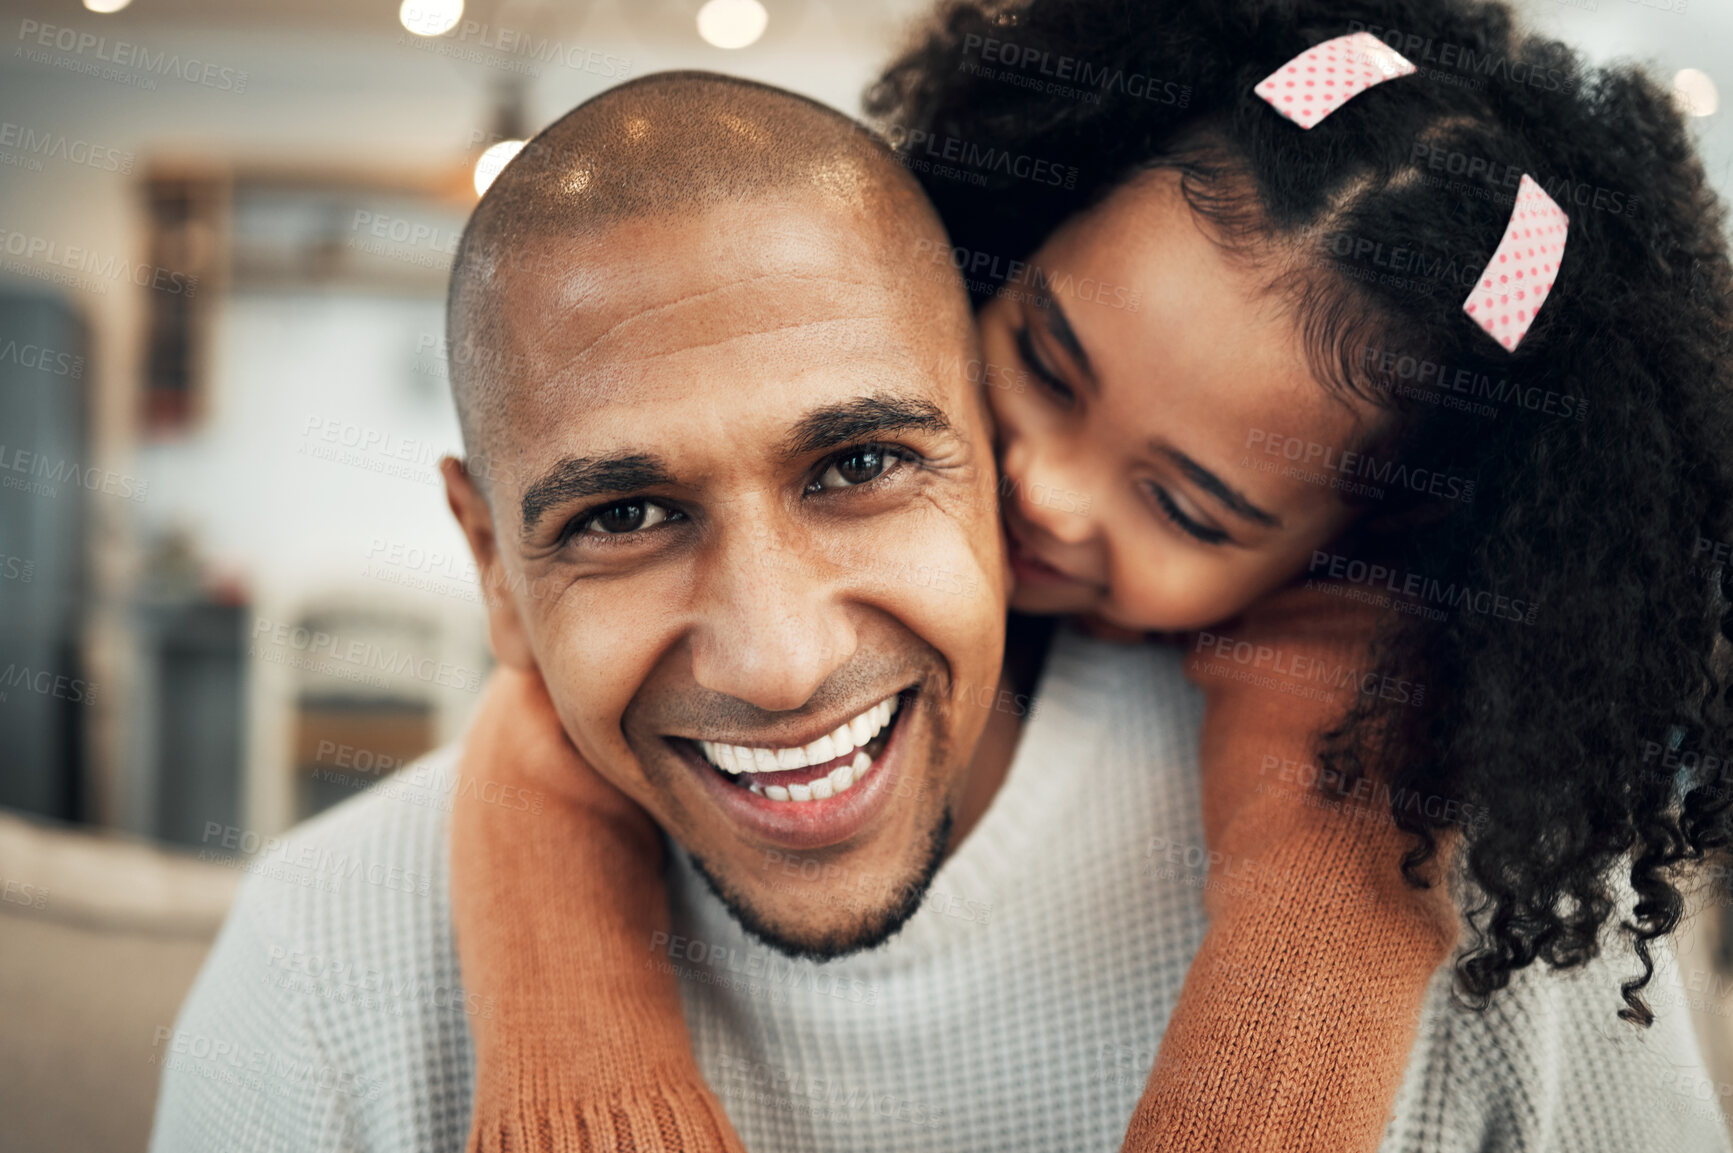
[978,169,1386,633]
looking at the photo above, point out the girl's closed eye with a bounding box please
[1014,325,1077,406]
[1009,306,1233,548]
[1143,482,1233,546]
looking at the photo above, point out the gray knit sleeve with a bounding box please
[149,758,474,1153]
[147,863,367,1152]
[1380,939,1732,1153]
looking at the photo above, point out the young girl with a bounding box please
[449,0,1733,1149]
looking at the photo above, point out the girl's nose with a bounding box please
[1001,437,1095,545]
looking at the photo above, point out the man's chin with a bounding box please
[685,809,953,962]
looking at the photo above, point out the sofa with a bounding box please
[0,809,239,1153]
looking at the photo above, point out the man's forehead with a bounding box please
[481,200,964,431]
[495,195,924,343]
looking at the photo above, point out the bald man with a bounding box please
[153,71,1056,1152]
[149,73,1728,1153]
[439,73,1011,962]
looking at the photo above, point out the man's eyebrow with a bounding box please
[1158,446,1283,529]
[519,454,675,536]
[783,395,955,458]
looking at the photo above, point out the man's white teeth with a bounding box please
[747,751,874,803]
[698,695,898,775]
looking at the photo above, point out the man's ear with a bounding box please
[441,455,536,671]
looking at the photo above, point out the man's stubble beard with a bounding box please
[686,806,956,962]
[682,679,972,960]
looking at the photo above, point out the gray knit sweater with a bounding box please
[149,629,1732,1152]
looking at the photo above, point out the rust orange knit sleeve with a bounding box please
[1120,580,1461,1152]
[450,665,748,1153]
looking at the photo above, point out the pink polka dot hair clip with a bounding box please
[1253,31,1416,130]
[1255,33,1570,352]
[1461,174,1569,351]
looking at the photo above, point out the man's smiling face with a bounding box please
[445,191,1008,957]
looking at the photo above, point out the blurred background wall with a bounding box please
[0,0,1726,851]
[0,0,946,850]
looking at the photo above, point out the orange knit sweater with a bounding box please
[449,581,1460,1152]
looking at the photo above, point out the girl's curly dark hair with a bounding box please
[866,0,1733,1024]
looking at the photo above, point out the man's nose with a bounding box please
[687,521,859,713]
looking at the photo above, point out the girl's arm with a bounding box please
[449,583,1457,1152]
[450,666,748,1153]
[1122,581,1460,1151]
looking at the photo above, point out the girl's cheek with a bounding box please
[980,364,1015,433]
[1109,549,1240,635]
[975,326,1020,424]
[980,369,1037,467]
[1108,553,1173,630]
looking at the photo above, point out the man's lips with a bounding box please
[692,694,899,782]
[668,690,914,851]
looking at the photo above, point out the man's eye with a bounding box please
[809,446,908,492]
[575,499,676,538]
